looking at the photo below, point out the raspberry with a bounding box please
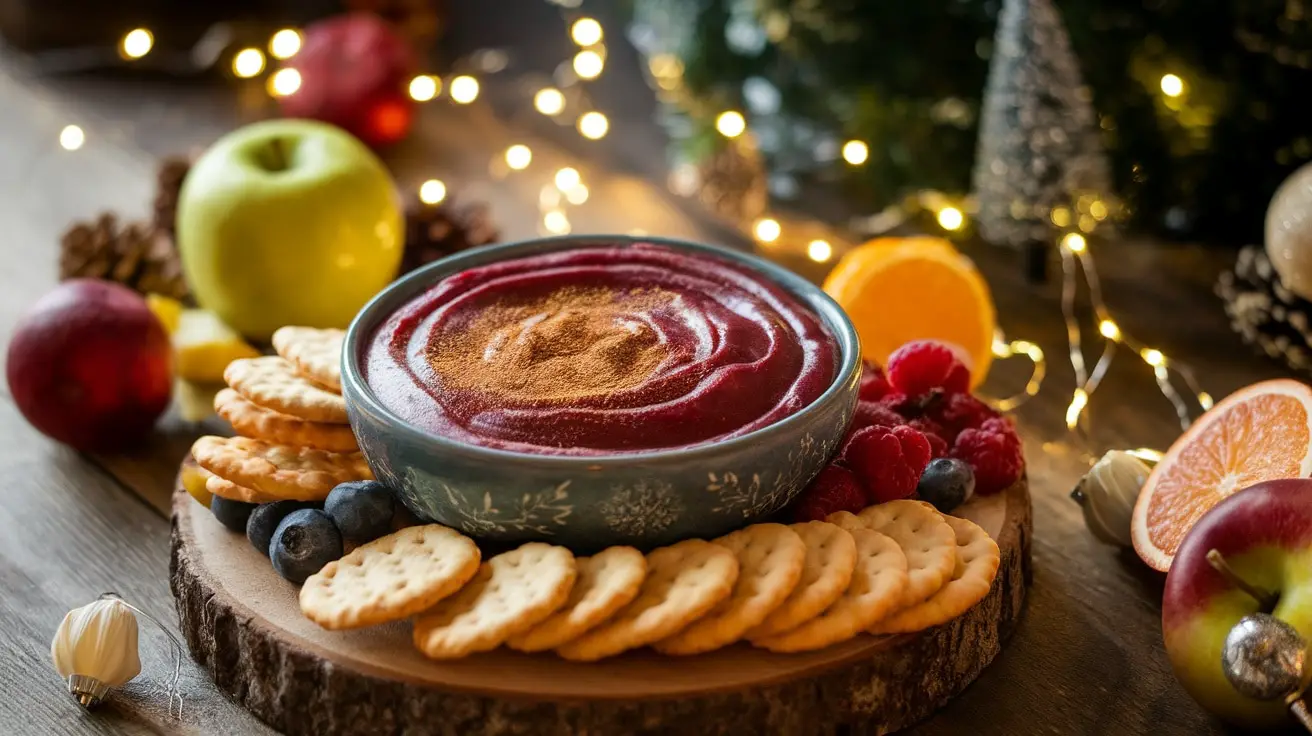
[930,392,998,440]
[952,421,1024,495]
[792,465,867,522]
[877,392,914,417]
[908,418,949,458]
[858,362,893,401]
[886,341,971,397]
[852,400,904,431]
[843,425,933,504]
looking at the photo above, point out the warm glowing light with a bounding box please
[573,50,604,80]
[1128,448,1164,463]
[505,144,533,170]
[233,48,266,78]
[937,206,964,231]
[1090,200,1109,219]
[1198,392,1214,410]
[841,140,869,165]
[565,183,589,205]
[269,29,303,60]
[1050,207,1071,228]
[534,87,565,115]
[578,112,609,139]
[544,209,571,234]
[571,17,603,46]
[753,218,781,243]
[419,179,446,205]
[268,68,302,96]
[409,75,439,102]
[1140,348,1165,367]
[1098,319,1120,340]
[554,167,581,191]
[992,337,1011,358]
[1065,389,1089,429]
[715,111,746,138]
[1062,233,1086,253]
[59,125,84,151]
[120,29,153,60]
[807,240,833,262]
[450,76,479,104]
[1160,73,1184,98]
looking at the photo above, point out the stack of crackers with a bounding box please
[189,327,374,504]
[296,499,1001,660]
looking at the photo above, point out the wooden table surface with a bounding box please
[0,16,1293,734]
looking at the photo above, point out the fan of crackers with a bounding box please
[187,326,1002,660]
[189,327,373,505]
[301,500,1001,661]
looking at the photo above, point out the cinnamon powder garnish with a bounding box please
[427,286,673,404]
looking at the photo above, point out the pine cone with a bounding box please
[153,155,191,236]
[59,213,189,301]
[1217,245,1312,371]
[401,197,499,274]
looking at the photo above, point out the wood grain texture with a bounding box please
[170,478,1029,736]
[0,11,1283,732]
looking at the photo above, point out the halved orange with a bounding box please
[1131,379,1312,571]
[823,237,995,387]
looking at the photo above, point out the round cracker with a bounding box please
[204,473,280,504]
[215,388,359,453]
[300,525,480,630]
[556,539,738,662]
[506,546,647,653]
[225,356,348,424]
[752,528,908,653]
[413,543,576,659]
[192,435,372,502]
[830,501,957,606]
[655,523,805,655]
[272,326,344,391]
[745,521,858,640]
[870,515,1000,634]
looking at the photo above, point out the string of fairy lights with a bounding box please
[72,5,1213,448]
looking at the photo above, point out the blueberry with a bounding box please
[269,509,343,584]
[917,458,976,513]
[247,500,318,557]
[324,481,397,543]
[210,496,258,533]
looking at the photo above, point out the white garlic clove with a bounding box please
[51,599,142,694]
[1071,450,1152,548]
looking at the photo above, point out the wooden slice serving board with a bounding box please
[171,470,1031,736]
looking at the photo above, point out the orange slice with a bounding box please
[1131,379,1312,571]
[823,237,995,387]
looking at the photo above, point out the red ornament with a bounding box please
[278,13,418,149]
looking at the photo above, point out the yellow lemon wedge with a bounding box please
[146,293,184,334]
[174,309,260,384]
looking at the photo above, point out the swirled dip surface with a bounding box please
[364,244,838,455]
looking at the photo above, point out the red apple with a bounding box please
[1163,479,1312,728]
[278,13,417,149]
[5,280,172,451]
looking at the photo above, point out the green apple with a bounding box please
[177,119,402,341]
[1163,479,1312,728]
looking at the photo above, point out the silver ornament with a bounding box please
[1070,450,1151,547]
[1265,162,1312,302]
[1222,613,1307,701]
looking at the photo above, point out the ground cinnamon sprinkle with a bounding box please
[427,286,673,404]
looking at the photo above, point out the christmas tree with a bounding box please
[627,0,1312,244]
[971,0,1115,274]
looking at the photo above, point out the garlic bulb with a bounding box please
[1071,450,1152,547]
[51,599,141,707]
